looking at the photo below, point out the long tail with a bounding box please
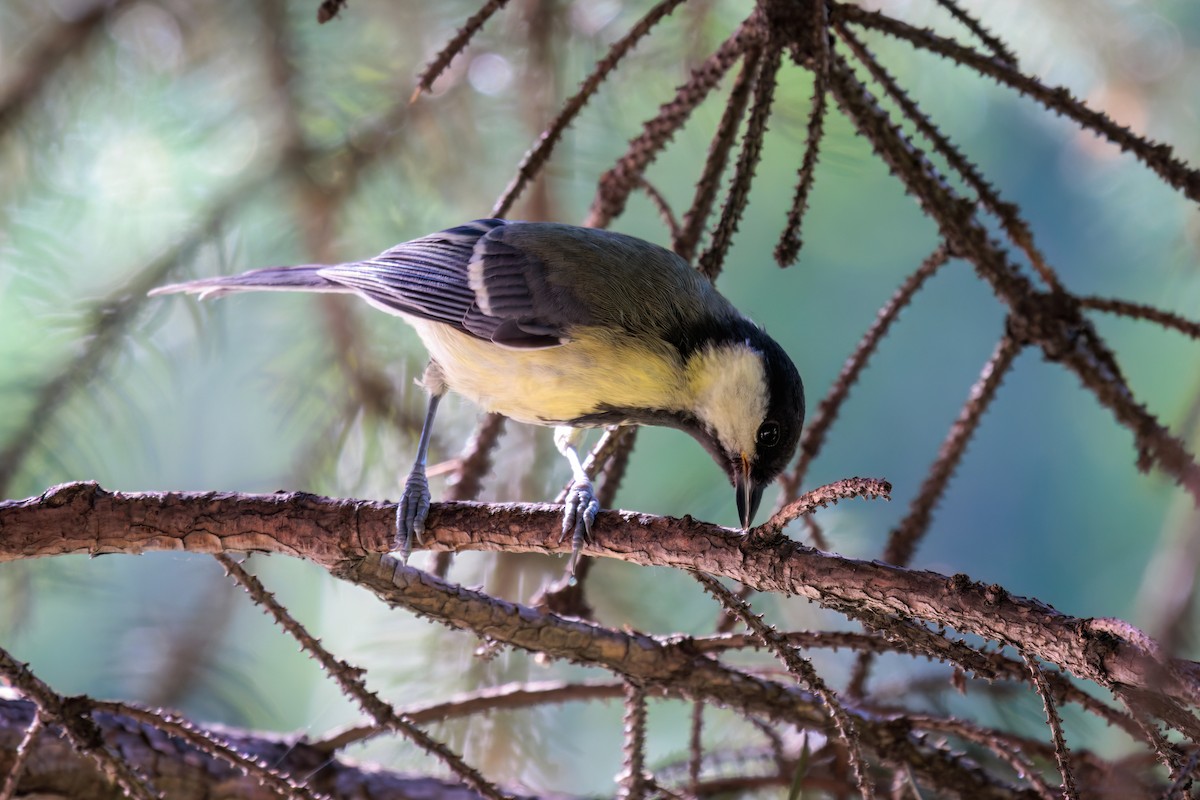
[149,265,352,300]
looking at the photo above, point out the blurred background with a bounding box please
[1,0,1198,792]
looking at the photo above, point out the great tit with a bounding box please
[151,219,805,570]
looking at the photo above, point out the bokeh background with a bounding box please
[2,0,1198,792]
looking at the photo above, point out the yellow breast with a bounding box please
[411,321,685,426]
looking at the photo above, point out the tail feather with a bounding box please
[149,265,351,300]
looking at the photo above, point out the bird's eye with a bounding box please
[757,420,781,448]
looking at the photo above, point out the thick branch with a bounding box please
[3,482,1199,719]
[0,696,530,800]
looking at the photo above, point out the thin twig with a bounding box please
[91,700,321,800]
[635,176,682,242]
[0,710,42,800]
[883,334,1022,566]
[214,554,512,800]
[688,701,703,793]
[586,20,763,229]
[697,43,782,280]
[695,573,875,799]
[833,4,1200,202]
[826,48,1200,503]
[1023,653,1080,800]
[763,476,892,533]
[312,679,623,753]
[905,714,1060,800]
[1079,296,1200,340]
[929,0,1018,67]
[848,336,1020,698]
[783,245,951,500]
[774,0,831,267]
[835,22,1062,291]
[675,46,762,262]
[0,645,160,800]
[412,0,513,100]
[492,0,688,218]
[618,681,651,800]
[1160,748,1200,799]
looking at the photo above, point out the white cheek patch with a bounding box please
[688,343,768,459]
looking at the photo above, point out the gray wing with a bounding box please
[317,218,564,349]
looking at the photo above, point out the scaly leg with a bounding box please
[396,391,442,562]
[554,426,599,581]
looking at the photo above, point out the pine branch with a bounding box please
[5,482,1199,727]
[214,554,510,800]
[491,0,688,218]
[695,573,875,799]
[833,4,1200,202]
[412,0,513,99]
[784,245,952,499]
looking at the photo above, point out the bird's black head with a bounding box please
[680,322,804,529]
[739,330,804,528]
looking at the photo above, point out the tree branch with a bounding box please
[3,482,1198,721]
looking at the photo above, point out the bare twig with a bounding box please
[833,4,1200,202]
[688,701,704,794]
[313,679,623,753]
[91,700,321,800]
[618,681,651,800]
[928,0,1018,67]
[905,714,1060,800]
[0,710,42,800]
[214,554,512,800]
[676,46,762,262]
[1023,653,1080,800]
[634,176,682,242]
[884,334,1022,566]
[1079,296,1200,340]
[492,0,688,218]
[0,646,159,800]
[586,20,763,229]
[412,0,513,100]
[1161,747,1200,799]
[764,476,892,533]
[695,573,875,799]
[775,0,831,267]
[697,42,782,280]
[826,49,1200,503]
[783,245,951,499]
[835,22,1061,291]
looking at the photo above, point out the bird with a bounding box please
[150,218,805,574]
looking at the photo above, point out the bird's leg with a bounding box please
[396,384,443,562]
[554,426,599,581]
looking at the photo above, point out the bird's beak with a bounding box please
[734,453,764,530]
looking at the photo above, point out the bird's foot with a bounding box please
[559,477,600,584]
[395,469,431,562]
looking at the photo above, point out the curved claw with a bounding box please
[560,478,600,582]
[395,469,431,562]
